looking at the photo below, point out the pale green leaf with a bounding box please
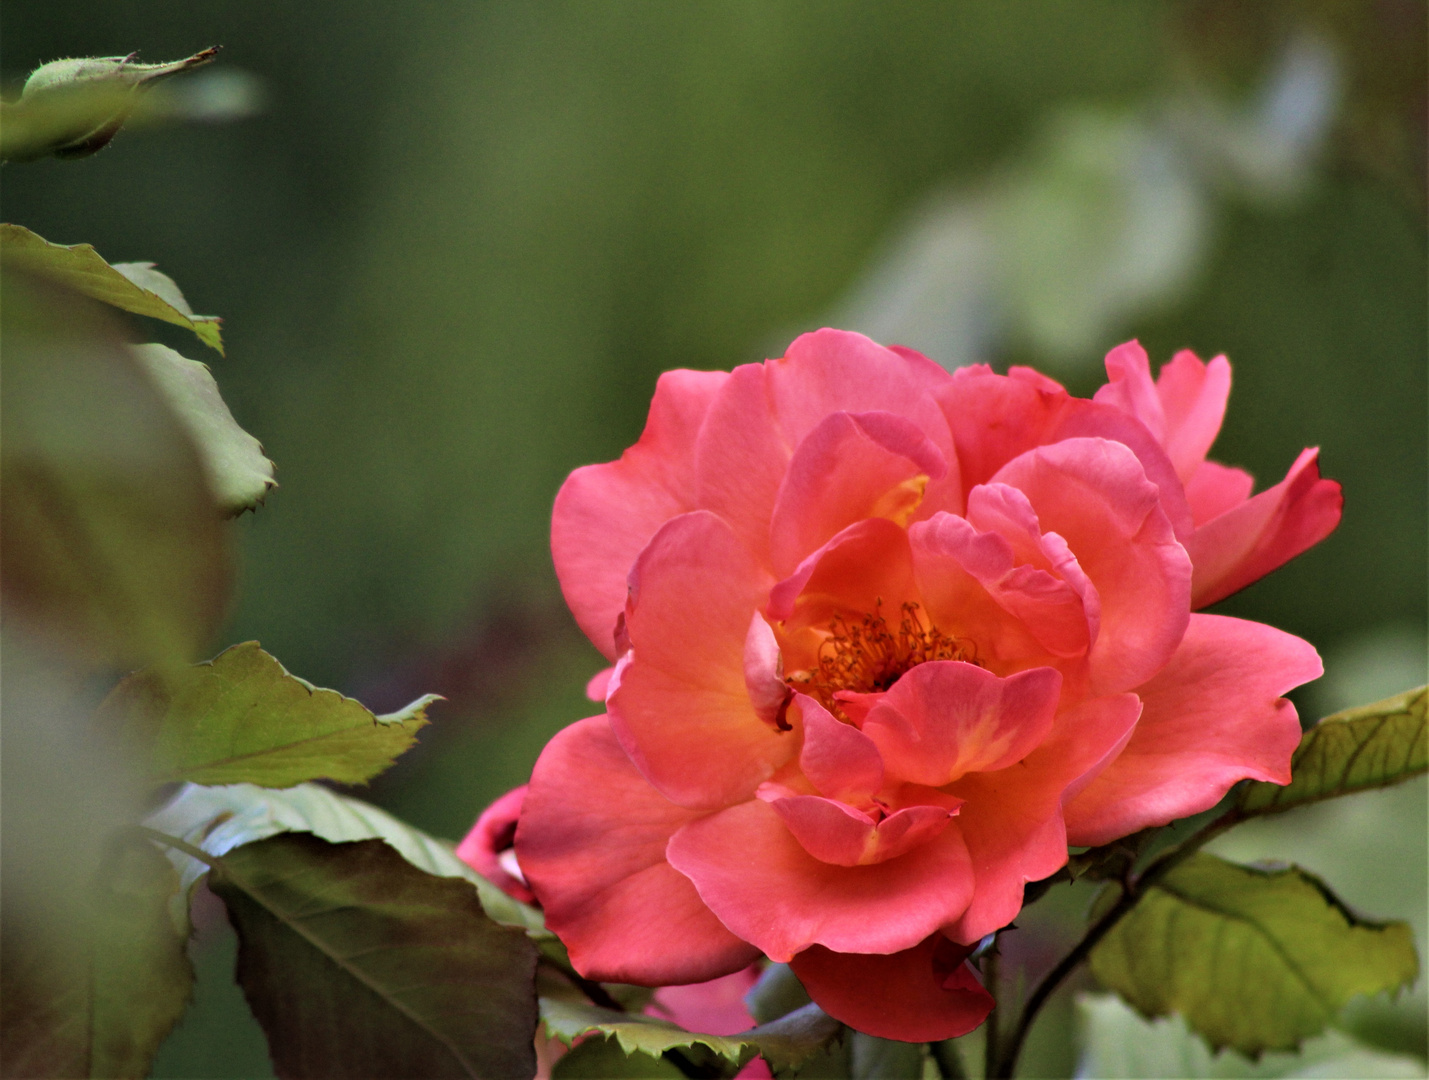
[1076,992,1427,1079]
[99,641,432,788]
[538,975,841,1074]
[0,225,223,353]
[1238,687,1427,816]
[0,834,194,1079]
[129,344,275,515]
[210,832,539,1079]
[1090,853,1419,1056]
[144,780,546,935]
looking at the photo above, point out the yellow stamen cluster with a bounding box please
[789,601,977,716]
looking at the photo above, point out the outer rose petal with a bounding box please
[992,438,1192,695]
[1094,341,1166,442]
[791,936,993,1042]
[553,368,729,658]
[1064,614,1320,846]
[769,411,946,577]
[610,510,794,810]
[1156,350,1231,484]
[695,330,952,567]
[516,716,759,985]
[455,785,534,904]
[943,692,1142,943]
[935,365,1194,540]
[667,799,974,961]
[861,662,1062,787]
[1185,460,1254,526]
[585,666,615,702]
[648,965,762,1036]
[1187,448,1343,608]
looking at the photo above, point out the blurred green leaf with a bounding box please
[0,48,218,162]
[538,976,841,1075]
[145,781,546,935]
[208,832,539,1080]
[0,268,231,667]
[0,226,223,353]
[99,641,434,789]
[0,834,193,1079]
[1090,852,1419,1057]
[1237,686,1427,816]
[129,344,276,516]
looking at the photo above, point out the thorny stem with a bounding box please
[988,809,1245,1078]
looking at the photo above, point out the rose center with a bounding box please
[788,601,977,716]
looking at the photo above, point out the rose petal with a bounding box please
[992,438,1191,695]
[610,510,794,810]
[667,799,974,961]
[744,613,791,730]
[1064,614,1319,846]
[648,965,762,1037]
[585,666,615,702]
[795,693,883,803]
[1156,350,1231,485]
[937,365,1194,540]
[455,785,534,904]
[553,368,729,658]
[791,935,993,1042]
[517,716,759,985]
[943,692,1142,942]
[695,330,952,567]
[769,411,946,577]
[862,661,1062,787]
[1185,460,1255,526]
[908,515,1062,671]
[1187,448,1343,608]
[1094,340,1166,443]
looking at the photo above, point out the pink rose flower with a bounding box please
[512,330,1338,1041]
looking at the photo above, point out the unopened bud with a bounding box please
[5,47,219,161]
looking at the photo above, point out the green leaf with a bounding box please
[1077,992,1428,1079]
[0,225,223,353]
[1089,852,1419,1057]
[1237,686,1427,817]
[538,975,842,1075]
[1,266,231,667]
[128,344,276,515]
[0,834,194,1079]
[98,641,435,789]
[208,832,539,1079]
[551,1036,684,1079]
[145,780,546,935]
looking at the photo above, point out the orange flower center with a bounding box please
[788,601,978,716]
